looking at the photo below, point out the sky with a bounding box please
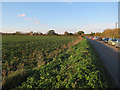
[2,2,118,34]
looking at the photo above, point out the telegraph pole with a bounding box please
[115,22,117,29]
[116,22,120,39]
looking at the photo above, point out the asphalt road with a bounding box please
[87,38,120,88]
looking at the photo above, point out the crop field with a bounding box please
[18,38,108,89]
[2,35,78,89]
[2,35,109,89]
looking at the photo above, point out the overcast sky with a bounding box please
[2,2,118,34]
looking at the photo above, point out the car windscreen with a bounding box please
[105,38,109,40]
[109,38,112,40]
[112,39,117,41]
[103,38,106,40]
[118,39,120,42]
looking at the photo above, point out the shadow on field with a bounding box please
[2,69,36,90]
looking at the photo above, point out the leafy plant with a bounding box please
[18,38,109,89]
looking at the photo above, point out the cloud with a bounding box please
[24,18,47,27]
[39,23,47,27]
[17,13,26,17]
[34,21,47,27]
[24,18,33,21]
[35,21,40,25]
[17,13,47,28]
[79,23,116,34]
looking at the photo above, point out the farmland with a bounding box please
[2,35,109,89]
[2,35,78,89]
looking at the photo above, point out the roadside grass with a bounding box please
[88,39,118,88]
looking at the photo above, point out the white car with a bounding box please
[108,38,117,45]
[115,39,120,48]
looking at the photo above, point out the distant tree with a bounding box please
[39,32,43,35]
[30,31,33,33]
[77,31,84,35]
[90,32,95,36]
[15,31,22,35]
[64,31,69,35]
[33,32,43,35]
[73,32,77,36]
[33,32,38,35]
[47,30,57,35]
[101,28,120,38]
[64,31,73,35]
[69,33,73,35]
[95,32,101,37]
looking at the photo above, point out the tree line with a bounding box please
[86,28,120,38]
[1,30,84,36]
[2,28,120,38]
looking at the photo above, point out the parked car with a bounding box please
[108,38,112,45]
[108,38,117,45]
[97,37,102,41]
[91,37,94,40]
[93,37,98,40]
[102,37,106,41]
[111,38,118,46]
[103,37,109,43]
[115,39,120,48]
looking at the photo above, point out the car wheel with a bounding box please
[115,45,118,48]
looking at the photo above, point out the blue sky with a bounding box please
[2,2,118,34]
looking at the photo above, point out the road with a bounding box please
[87,38,120,88]
[97,40,120,53]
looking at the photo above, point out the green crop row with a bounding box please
[2,35,78,89]
[18,38,108,89]
[2,35,77,74]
